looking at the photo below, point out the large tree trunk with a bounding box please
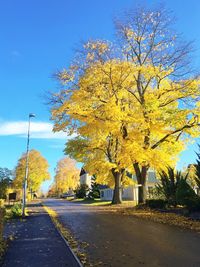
[111,170,123,204]
[138,183,147,204]
[134,163,148,204]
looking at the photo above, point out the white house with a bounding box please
[100,185,139,202]
[99,186,139,202]
[79,168,158,202]
[99,170,158,202]
[79,168,92,189]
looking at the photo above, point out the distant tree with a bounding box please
[53,157,79,196]
[48,184,57,197]
[0,168,12,199]
[13,150,50,193]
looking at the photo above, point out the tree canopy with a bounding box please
[14,150,50,192]
[50,5,200,204]
[0,168,12,199]
[52,157,79,195]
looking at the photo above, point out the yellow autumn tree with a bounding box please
[14,150,50,195]
[50,6,200,204]
[53,157,79,196]
[48,183,57,197]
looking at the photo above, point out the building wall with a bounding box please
[100,188,113,201]
[122,185,138,201]
[80,173,92,188]
[86,169,158,201]
[100,185,139,202]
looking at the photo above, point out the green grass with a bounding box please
[69,198,111,206]
[69,198,137,207]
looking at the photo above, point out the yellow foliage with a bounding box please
[53,157,79,194]
[13,150,50,192]
[51,48,200,187]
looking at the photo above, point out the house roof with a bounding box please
[98,184,109,190]
[80,168,87,176]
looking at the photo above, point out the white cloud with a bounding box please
[0,121,71,139]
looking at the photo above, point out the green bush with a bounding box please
[184,198,200,212]
[156,167,184,206]
[10,204,22,218]
[87,185,100,199]
[177,195,200,212]
[176,179,196,204]
[146,199,167,209]
[87,177,100,199]
[75,184,89,199]
[176,179,200,211]
[88,190,100,199]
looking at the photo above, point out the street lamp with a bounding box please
[22,113,35,217]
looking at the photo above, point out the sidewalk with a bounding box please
[1,203,81,267]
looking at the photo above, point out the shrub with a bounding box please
[87,182,100,199]
[146,199,167,209]
[75,184,89,199]
[176,179,196,205]
[175,179,200,211]
[88,190,100,199]
[0,199,4,208]
[184,198,200,212]
[156,167,185,206]
[10,204,22,218]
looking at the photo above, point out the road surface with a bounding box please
[43,199,200,267]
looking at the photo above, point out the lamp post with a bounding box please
[22,113,35,217]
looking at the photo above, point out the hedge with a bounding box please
[146,199,167,209]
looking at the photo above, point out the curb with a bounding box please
[42,204,83,267]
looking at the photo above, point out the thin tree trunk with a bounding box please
[112,171,122,204]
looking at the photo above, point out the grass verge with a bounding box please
[68,198,137,207]
[43,204,92,266]
[69,198,111,206]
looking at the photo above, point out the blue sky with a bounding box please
[0,0,200,192]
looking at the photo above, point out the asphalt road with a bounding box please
[43,199,200,267]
